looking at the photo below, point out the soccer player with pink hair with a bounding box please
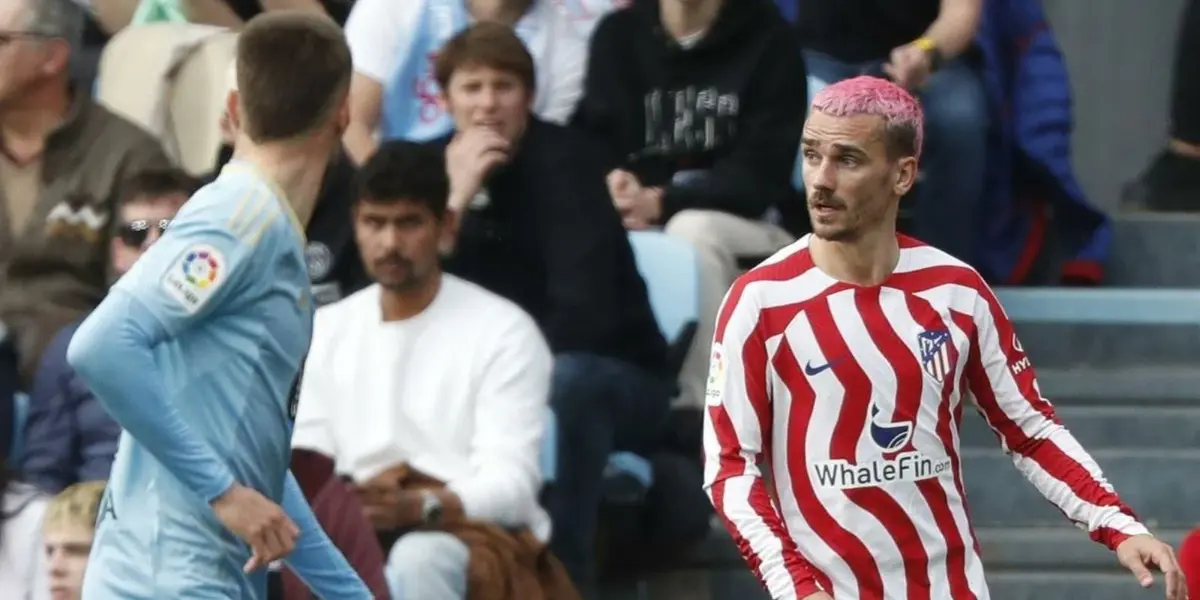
[701,76,1186,600]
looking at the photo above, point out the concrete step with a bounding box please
[599,526,1189,600]
[977,527,1187,570]
[962,449,1200,528]
[599,568,1169,600]
[672,521,1188,571]
[1107,212,1200,287]
[987,572,1173,600]
[1035,366,1200,405]
[994,287,1200,369]
[1013,322,1200,369]
[959,404,1200,449]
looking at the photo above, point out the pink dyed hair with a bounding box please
[810,76,925,161]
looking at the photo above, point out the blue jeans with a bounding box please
[544,352,671,594]
[385,531,469,599]
[801,50,989,266]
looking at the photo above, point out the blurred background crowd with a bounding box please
[0,0,1199,598]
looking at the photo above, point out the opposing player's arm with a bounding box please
[280,471,372,599]
[702,284,824,600]
[67,192,274,503]
[963,280,1148,550]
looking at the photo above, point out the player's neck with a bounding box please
[659,0,722,40]
[809,227,900,287]
[379,272,443,322]
[233,143,325,227]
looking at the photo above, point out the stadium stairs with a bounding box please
[598,212,1200,600]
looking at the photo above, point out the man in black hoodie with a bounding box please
[430,23,671,591]
[572,0,807,412]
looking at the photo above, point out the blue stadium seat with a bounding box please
[9,392,29,466]
[602,231,702,503]
[541,406,557,483]
[541,232,702,502]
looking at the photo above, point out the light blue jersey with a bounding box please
[68,163,369,599]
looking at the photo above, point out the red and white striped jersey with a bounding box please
[702,235,1147,600]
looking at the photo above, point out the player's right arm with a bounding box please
[702,284,824,600]
[279,471,372,598]
[66,192,268,503]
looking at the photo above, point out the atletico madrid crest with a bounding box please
[917,329,952,383]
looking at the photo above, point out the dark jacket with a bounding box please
[973,0,1109,284]
[572,0,807,234]
[212,146,370,304]
[21,319,119,493]
[0,324,17,463]
[797,0,939,63]
[439,119,668,375]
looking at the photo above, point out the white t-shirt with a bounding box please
[292,275,554,540]
[548,0,630,39]
[346,0,586,136]
[0,484,49,600]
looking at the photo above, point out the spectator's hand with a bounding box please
[616,186,663,230]
[212,483,300,573]
[1115,534,1187,599]
[883,42,933,89]
[446,128,511,212]
[607,169,640,202]
[357,483,424,531]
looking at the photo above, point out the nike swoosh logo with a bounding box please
[804,358,844,376]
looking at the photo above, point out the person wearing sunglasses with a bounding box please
[19,168,199,496]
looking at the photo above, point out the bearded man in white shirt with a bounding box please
[291,140,557,600]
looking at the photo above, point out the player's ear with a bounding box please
[336,97,351,133]
[225,91,242,133]
[892,156,918,197]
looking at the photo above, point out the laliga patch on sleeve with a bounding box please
[161,244,227,314]
[705,343,726,406]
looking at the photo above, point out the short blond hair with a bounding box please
[43,481,107,532]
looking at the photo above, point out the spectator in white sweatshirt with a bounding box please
[0,470,49,600]
[291,140,555,600]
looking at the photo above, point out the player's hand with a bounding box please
[446,127,511,211]
[1115,534,1187,599]
[801,592,834,600]
[212,483,300,573]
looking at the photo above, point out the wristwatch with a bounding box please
[419,490,444,527]
[913,36,944,72]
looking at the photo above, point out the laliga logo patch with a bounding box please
[705,344,725,406]
[162,244,226,314]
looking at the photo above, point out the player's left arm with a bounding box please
[964,281,1185,596]
[68,196,272,503]
[280,471,372,599]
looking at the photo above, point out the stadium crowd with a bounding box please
[0,0,1197,598]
